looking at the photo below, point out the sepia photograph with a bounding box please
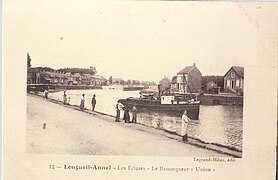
[3,1,277,179]
[25,3,244,158]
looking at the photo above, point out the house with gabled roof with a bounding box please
[176,63,202,93]
[223,66,244,93]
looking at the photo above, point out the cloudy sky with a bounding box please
[4,1,277,82]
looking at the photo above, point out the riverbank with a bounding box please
[27,93,242,157]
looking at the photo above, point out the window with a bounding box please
[227,80,230,87]
[236,79,239,87]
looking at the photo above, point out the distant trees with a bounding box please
[120,79,125,85]
[108,76,113,84]
[202,76,224,88]
[35,67,55,72]
[57,67,97,75]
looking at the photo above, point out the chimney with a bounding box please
[193,63,196,66]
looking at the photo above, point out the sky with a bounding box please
[4,1,277,82]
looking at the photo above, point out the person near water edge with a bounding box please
[91,94,96,111]
[80,94,85,110]
[115,100,122,122]
[123,107,130,123]
[44,88,49,99]
[181,110,190,142]
[132,105,137,123]
[63,90,67,104]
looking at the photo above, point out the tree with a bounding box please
[27,52,32,68]
[202,76,224,88]
[120,79,125,85]
[90,66,97,75]
[57,67,97,75]
[109,76,113,84]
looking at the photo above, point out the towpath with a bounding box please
[27,95,228,156]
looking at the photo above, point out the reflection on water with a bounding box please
[50,89,243,151]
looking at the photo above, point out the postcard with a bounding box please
[2,1,277,179]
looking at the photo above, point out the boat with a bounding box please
[118,90,200,120]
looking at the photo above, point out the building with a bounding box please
[223,66,244,93]
[176,63,202,93]
[92,75,107,86]
[27,65,107,86]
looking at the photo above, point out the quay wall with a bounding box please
[198,94,243,105]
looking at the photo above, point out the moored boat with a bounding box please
[118,93,200,120]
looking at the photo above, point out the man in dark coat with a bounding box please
[123,107,130,123]
[91,94,96,111]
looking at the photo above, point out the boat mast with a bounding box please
[183,73,193,100]
[183,73,186,100]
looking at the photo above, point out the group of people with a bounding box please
[115,101,137,123]
[79,94,96,111]
[79,94,189,142]
[64,91,189,142]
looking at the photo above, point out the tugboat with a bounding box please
[118,86,200,120]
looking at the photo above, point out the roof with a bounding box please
[224,66,244,78]
[232,66,244,77]
[177,66,195,74]
[159,77,171,84]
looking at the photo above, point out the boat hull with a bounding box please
[118,98,200,120]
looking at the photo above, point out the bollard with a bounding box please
[43,123,46,129]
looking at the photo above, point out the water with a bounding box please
[49,89,243,151]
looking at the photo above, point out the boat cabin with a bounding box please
[160,94,198,105]
[161,96,175,104]
[139,89,158,99]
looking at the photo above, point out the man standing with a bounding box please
[44,88,49,99]
[63,91,67,104]
[115,101,121,122]
[123,107,130,123]
[132,105,137,123]
[80,94,85,110]
[181,110,190,142]
[91,94,96,111]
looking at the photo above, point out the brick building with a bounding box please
[176,63,202,93]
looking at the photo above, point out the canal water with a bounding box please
[49,89,243,151]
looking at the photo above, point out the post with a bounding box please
[183,73,186,100]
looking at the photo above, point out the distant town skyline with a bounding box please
[6,1,276,82]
